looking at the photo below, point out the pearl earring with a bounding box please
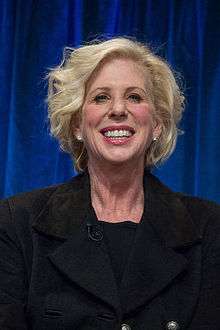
[153,137,157,141]
[76,135,83,142]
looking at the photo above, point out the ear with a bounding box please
[153,121,162,140]
[71,112,82,140]
[74,128,83,141]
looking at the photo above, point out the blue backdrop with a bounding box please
[1,0,220,203]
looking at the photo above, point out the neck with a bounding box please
[88,160,145,223]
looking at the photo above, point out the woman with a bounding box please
[0,37,220,330]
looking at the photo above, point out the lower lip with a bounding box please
[102,135,133,145]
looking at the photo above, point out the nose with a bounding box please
[108,98,128,120]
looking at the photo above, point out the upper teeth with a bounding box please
[104,130,132,137]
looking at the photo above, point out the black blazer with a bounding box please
[0,171,220,330]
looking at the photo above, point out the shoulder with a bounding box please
[176,192,220,219]
[147,172,220,237]
[177,193,220,245]
[0,184,60,223]
[149,171,220,218]
[0,173,85,227]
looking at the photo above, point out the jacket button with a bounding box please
[166,320,180,330]
[121,323,131,330]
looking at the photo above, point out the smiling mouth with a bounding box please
[100,126,135,138]
[103,129,132,138]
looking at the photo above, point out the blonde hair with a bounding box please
[47,37,184,171]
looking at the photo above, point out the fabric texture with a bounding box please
[0,171,220,329]
[103,221,137,286]
[0,1,220,203]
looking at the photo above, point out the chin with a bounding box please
[101,153,143,167]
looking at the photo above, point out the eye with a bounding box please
[93,94,110,103]
[128,93,143,103]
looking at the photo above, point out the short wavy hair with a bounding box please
[47,37,184,171]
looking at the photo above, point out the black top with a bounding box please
[1,171,220,329]
[102,221,138,286]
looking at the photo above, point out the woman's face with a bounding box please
[77,58,161,169]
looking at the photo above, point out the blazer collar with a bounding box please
[143,172,202,249]
[33,172,91,239]
[32,170,202,315]
[119,172,202,314]
[33,170,200,247]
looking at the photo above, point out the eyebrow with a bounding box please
[88,86,148,95]
[126,87,147,94]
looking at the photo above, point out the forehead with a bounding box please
[86,57,149,91]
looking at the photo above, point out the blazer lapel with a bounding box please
[120,172,202,315]
[48,224,120,313]
[32,173,120,314]
[33,171,202,318]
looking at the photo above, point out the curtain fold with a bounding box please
[0,0,219,203]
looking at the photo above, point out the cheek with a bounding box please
[81,104,103,130]
[132,104,154,126]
